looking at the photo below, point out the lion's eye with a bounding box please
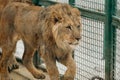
[66,26,72,30]
[77,25,80,29]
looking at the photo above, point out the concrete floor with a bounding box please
[10,63,50,80]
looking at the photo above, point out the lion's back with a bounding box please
[0,0,33,19]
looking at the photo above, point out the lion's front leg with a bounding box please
[0,45,16,80]
[0,47,19,72]
[22,42,45,79]
[43,53,59,80]
[59,54,76,80]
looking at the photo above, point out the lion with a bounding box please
[0,2,81,80]
[0,0,33,72]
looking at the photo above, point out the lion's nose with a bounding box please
[75,37,81,41]
[75,35,82,41]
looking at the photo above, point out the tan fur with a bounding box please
[0,2,81,80]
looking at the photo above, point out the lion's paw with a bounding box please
[8,56,19,72]
[8,62,19,72]
[33,72,45,79]
[0,52,19,72]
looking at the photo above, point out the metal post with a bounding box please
[111,0,117,79]
[69,0,75,5]
[33,51,41,66]
[32,0,39,5]
[104,0,117,80]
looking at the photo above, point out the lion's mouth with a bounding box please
[68,42,79,49]
[63,40,79,49]
[69,44,77,49]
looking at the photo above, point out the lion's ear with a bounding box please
[51,11,63,24]
[72,8,80,16]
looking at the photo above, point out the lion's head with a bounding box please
[39,3,81,52]
[51,4,82,51]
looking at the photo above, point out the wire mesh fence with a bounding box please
[117,0,120,17]
[50,0,105,12]
[75,0,105,12]
[50,0,68,3]
[114,0,120,80]
[74,17,105,80]
[117,0,120,9]
[49,0,105,12]
[116,28,120,80]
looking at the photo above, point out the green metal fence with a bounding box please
[32,0,120,80]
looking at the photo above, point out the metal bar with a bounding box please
[33,51,41,66]
[104,0,117,80]
[112,16,120,27]
[104,0,112,80]
[69,0,75,5]
[111,0,117,80]
[32,0,39,5]
[77,7,105,21]
[39,0,57,6]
